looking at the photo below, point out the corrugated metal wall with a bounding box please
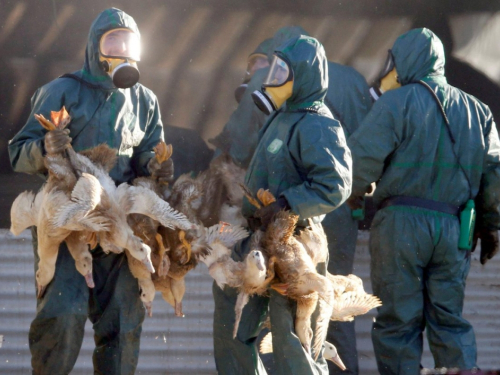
[1,229,499,374]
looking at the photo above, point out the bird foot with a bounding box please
[271,283,288,295]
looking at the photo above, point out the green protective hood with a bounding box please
[275,35,328,109]
[251,37,273,59]
[392,28,446,86]
[83,8,140,89]
[269,26,309,61]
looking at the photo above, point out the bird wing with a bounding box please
[52,173,107,232]
[208,256,245,289]
[331,291,382,321]
[116,183,194,230]
[204,223,249,248]
[259,332,274,355]
[10,190,40,235]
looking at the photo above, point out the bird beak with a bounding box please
[144,301,153,317]
[37,284,47,299]
[142,258,155,274]
[84,272,95,288]
[257,260,265,272]
[328,353,346,371]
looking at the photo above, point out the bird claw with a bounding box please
[271,283,288,295]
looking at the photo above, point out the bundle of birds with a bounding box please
[10,108,110,296]
[262,210,335,359]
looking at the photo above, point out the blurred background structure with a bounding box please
[1,0,500,373]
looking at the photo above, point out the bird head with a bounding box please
[324,341,346,371]
[247,250,266,272]
[74,253,94,288]
[35,261,56,298]
[126,236,155,273]
[139,282,156,317]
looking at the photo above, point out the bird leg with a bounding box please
[239,183,261,209]
[155,233,170,277]
[178,230,192,264]
[270,282,288,296]
[263,256,277,286]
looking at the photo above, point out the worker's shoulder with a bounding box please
[38,74,82,95]
[134,82,158,99]
[298,110,343,133]
[447,83,492,115]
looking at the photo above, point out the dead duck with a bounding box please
[262,210,334,359]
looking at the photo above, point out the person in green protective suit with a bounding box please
[213,35,352,375]
[347,28,500,374]
[8,8,170,375]
[209,38,273,168]
[213,25,371,374]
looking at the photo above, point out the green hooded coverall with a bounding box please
[8,8,164,375]
[213,35,352,375]
[348,28,500,374]
[212,25,371,374]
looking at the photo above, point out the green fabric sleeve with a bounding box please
[8,87,64,176]
[476,114,500,230]
[282,118,352,219]
[348,98,400,197]
[130,95,165,177]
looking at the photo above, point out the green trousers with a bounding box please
[29,227,145,375]
[213,235,329,375]
[323,203,359,375]
[369,207,477,375]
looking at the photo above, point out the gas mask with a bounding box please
[234,53,270,103]
[369,50,401,101]
[99,28,141,88]
[252,55,293,115]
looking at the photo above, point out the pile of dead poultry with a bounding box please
[10,106,382,370]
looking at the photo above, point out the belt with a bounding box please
[380,196,461,216]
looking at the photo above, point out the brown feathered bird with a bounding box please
[262,210,334,358]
